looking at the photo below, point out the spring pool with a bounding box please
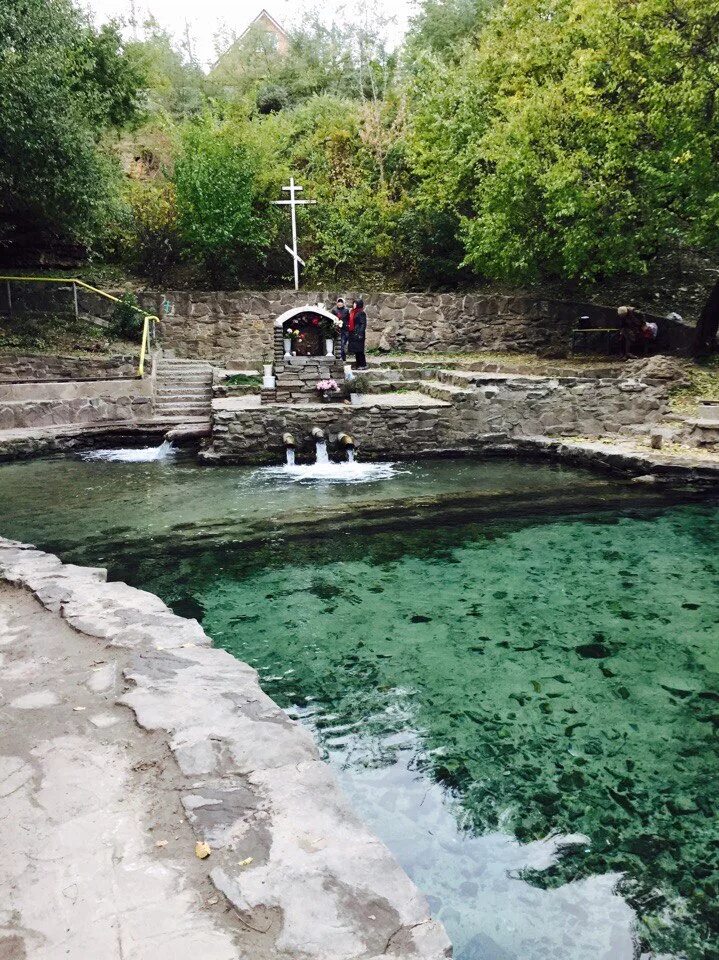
[0,453,716,960]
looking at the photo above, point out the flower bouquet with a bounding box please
[316,378,340,401]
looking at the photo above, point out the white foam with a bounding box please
[257,460,401,485]
[81,441,176,463]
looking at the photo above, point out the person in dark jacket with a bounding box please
[348,298,367,368]
[331,297,350,360]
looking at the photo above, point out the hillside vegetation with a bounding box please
[1,0,718,299]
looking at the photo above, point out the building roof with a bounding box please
[210,10,288,73]
[239,9,288,43]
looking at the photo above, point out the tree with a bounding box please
[0,0,145,260]
[173,118,276,284]
[407,0,719,284]
[693,277,719,356]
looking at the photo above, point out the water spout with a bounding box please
[338,433,356,463]
[311,427,325,441]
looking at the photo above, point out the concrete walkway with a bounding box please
[0,582,242,960]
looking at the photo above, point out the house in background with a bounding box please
[209,9,289,81]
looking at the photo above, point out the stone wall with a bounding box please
[140,289,691,362]
[205,374,670,463]
[266,357,346,404]
[450,374,668,439]
[0,378,152,430]
[207,399,453,464]
[0,354,137,382]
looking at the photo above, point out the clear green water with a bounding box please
[0,454,717,960]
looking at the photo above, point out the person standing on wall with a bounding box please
[331,296,350,360]
[348,298,368,369]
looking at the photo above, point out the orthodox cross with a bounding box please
[272,177,316,291]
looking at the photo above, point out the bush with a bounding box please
[174,118,272,285]
[111,293,143,340]
[123,180,180,284]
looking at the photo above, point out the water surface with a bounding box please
[0,454,716,960]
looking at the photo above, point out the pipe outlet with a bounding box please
[338,432,355,448]
[311,427,325,440]
[282,432,296,448]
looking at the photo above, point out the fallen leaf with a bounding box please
[195,841,211,859]
[73,706,86,712]
[155,840,168,848]
[238,857,253,867]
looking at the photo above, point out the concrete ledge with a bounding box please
[0,537,451,960]
[507,436,719,488]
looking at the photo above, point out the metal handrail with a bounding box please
[0,275,158,377]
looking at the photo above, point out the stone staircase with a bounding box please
[154,358,213,422]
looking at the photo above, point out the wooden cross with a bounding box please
[271,177,316,291]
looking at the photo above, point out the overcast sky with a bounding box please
[81,0,416,69]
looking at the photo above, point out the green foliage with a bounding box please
[173,117,276,284]
[405,0,493,62]
[407,0,719,283]
[126,19,205,119]
[111,292,143,340]
[121,180,180,284]
[0,0,145,257]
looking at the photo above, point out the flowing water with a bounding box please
[0,453,716,960]
[315,439,329,464]
[80,439,176,462]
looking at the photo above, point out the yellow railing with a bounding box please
[0,275,158,377]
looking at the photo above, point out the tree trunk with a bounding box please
[693,278,719,356]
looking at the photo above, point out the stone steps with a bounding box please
[156,387,212,398]
[154,403,211,417]
[419,380,477,403]
[154,359,213,419]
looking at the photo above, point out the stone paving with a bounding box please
[0,539,451,960]
[0,582,241,960]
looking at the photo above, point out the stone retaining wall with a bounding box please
[205,374,670,463]
[265,356,346,404]
[207,399,453,464]
[451,374,668,439]
[0,378,152,430]
[138,290,690,363]
[0,354,137,382]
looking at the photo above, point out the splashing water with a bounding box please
[347,448,356,463]
[81,440,176,463]
[286,447,296,467]
[260,460,401,484]
[315,440,329,465]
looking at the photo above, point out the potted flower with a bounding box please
[316,377,340,401]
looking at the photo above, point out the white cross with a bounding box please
[271,177,316,291]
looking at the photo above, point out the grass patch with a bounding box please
[224,373,262,387]
[669,356,719,413]
[0,312,138,356]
